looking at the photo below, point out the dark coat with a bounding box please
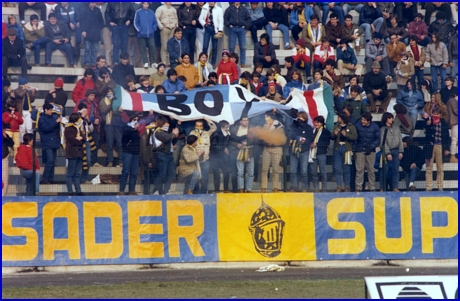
[336,45,358,65]
[55,3,80,26]
[177,3,198,29]
[45,88,68,112]
[254,42,276,63]
[289,120,314,153]
[423,118,451,159]
[2,132,14,159]
[121,125,140,155]
[363,71,389,96]
[312,126,331,156]
[105,2,134,26]
[154,129,176,153]
[224,4,252,28]
[428,20,454,44]
[210,129,230,155]
[354,121,380,152]
[38,113,61,150]
[166,37,190,65]
[2,36,26,59]
[325,21,346,48]
[44,20,71,41]
[79,5,104,41]
[400,144,425,172]
[359,4,382,25]
[112,63,136,87]
[64,126,85,159]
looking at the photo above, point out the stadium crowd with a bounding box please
[1,2,458,196]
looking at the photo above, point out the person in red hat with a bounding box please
[45,78,67,110]
[217,50,238,85]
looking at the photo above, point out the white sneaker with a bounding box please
[143,63,149,68]
[93,162,102,167]
[152,63,157,69]
[21,20,26,25]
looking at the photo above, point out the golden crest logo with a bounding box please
[248,200,285,258]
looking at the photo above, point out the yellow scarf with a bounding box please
[197,62,208,83]
[310,126,323,160]
[239,79,252,93]
[307,24,322,43]
[193,129,203,144]
[103,97,112,125]
[296,49,305,68]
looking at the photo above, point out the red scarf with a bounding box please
[397,114,410,128]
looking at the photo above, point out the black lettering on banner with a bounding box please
[157,94,191,115]
[234,86,259,119]
[194,90,224,116]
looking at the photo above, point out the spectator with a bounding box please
[384,15,409,45]
[320,2,345,25]
[253,33,279,69]
[2,100,23,160]
[322,59,344,88]
[325,12,345,48]
[149,62,167,87]
[331,111,357,192]
[343,14,364,52]
[258,69,283,97]
[37,102,61,184]
[217,50,238,85]
[112,52,136,87]
[199,2,224,69]
[195,52,214,88]
[446,92,458,163]
[447,26,457,78]
[162,69,186,94]
[2,129,14,196]
[134,2,158,68]
[307,69,330,90]
[79,2,104,68]
[400,136,425,191]
[313,38,335,70]
[440,76,457,104]
[195,2,206,59]
[248,2,267,45]
[363,61,393,113]
[2,79,13,112]
[424,106,450,191]
[380,112,404,192]
[167,28,189,70]
[105,2,135,66]
[394,51,415,91]
[64,113,85,196]
[137,75,154,93]
[336,39,363,77]
[365,32,391,80]
[421,79,432,103]
[283,57,297,83]
[408,13,430,47]
[232,71,255,92]
[290,3,312,42]
[119,114,141,195]
[343,85,366,122]
[428,11,454,45]
[425,33,448,92]
[263,2,293,51]
[283,70,306,99]
[175,53,199,90]
[396,78,425,128]
[126,76,138,92]
[341,75,368,108]
[406,35,427,90]
[309,115,330,192]
[395,3,418,28]
[7,15,25,42]
[377,2,394,27]
[291,38,311,83]
[45,78,67,110]
[99,87,121,168]
[44,13,74,67]
[55,2,82,62]
[156,2,178,65]
[270,64,286,88]
[228,116,252,193]
[75,103,95,183]
[93,55,107,80]
[177,2,197,64]
[261,82,284,103]
[423,92,448,122]
[2,28,30,79]
[15,133,40,195]
[72,68,95,105]
[179,135,202,194]
[393,103,415,138]
[209,120,232,193]
[289,111,314,192]
[224,2,252,67]
[19,2,47,24]
[24,14,47,66]
[14,77,35,141]
[97,2,113,67]
[95,67,116,99]
[359,2,384,43]
[354,112,380,192]
[301,14,326,55]
[424,2,452,27]
[128,3,143,68]
[387,34,408,79]
[260,109,286,193]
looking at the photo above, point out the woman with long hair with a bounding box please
[423,92,448,122]
[425,33,448,92]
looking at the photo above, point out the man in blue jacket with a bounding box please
[134,2,158,68]
[162,69,186,93]
[167,28,190,69]
[354,112,380,192]
[38,102,62,184]
[336,39,364,77]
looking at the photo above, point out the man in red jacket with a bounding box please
[15,133,40,195]
[72,68,96,104]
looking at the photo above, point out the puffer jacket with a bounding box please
[23,21,45,43]
[354,121,380,152]
[105,2,134,26]
[38,113,61,149]
[396,88,425,110]
[359,4,382,25]
[155,4,178,30]
[134,7,157,38]
[425,42,449,66]
[55,3,79,26]
[365,40,388,60]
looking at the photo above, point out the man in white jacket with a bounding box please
[199,2,223,68]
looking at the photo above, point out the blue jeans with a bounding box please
[211,154,231,191]
[342,3,363,15]
[45,41,74,65]
[290,151,309,191]
[417,36,431,47]
[296,61,311,79]
[310,153,327,191]
[406,106,420,130]
[84,40,99,65]
[194,160,210,194]
[20,169,40,195]
[405,166,421,190]
[313,60,323,70]
[42,148,57,182]
[228,27,247,64]
[237,157,254,191]
[381,148,401,190]
[153,152,175,194]
[450,59,457,77]
[430,64,447,92]
[81,141,91,182]
[31,36,49,64]
[360,18,384,42]
[72,21,83,44]
[264,24,290,46]
[411,69,425,90]
[321,4,345,25]
[203,25,219,65]
[105,125,123,164]
[111,24,129,65]
[333,145,351,188]
[183,170,200,193]
[66,158,82,194]
[120,152,139,193]
[182,27,196,64]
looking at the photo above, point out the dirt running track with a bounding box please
[2,267,457,288]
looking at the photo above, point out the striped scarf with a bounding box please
[80,121,96,171]
[197,62,209,83]
[309,126,323,161]
[296,49,305,68]
[344,150,352,165]
[218,73,231,85]
[290,138,302,158]
[306,24,322,43]
[103,97,112,125]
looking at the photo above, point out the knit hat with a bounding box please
[371,61,381,69]
[7,28,16,36]
[2,79,11,88]
[54,78,64,88]
[30,14,39,22]
[372,32,383,40]
[296,38,306,48]
[157,62,166,70]
[268,82,277,89]
[222,49,230,57]
[18,77,28,85]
